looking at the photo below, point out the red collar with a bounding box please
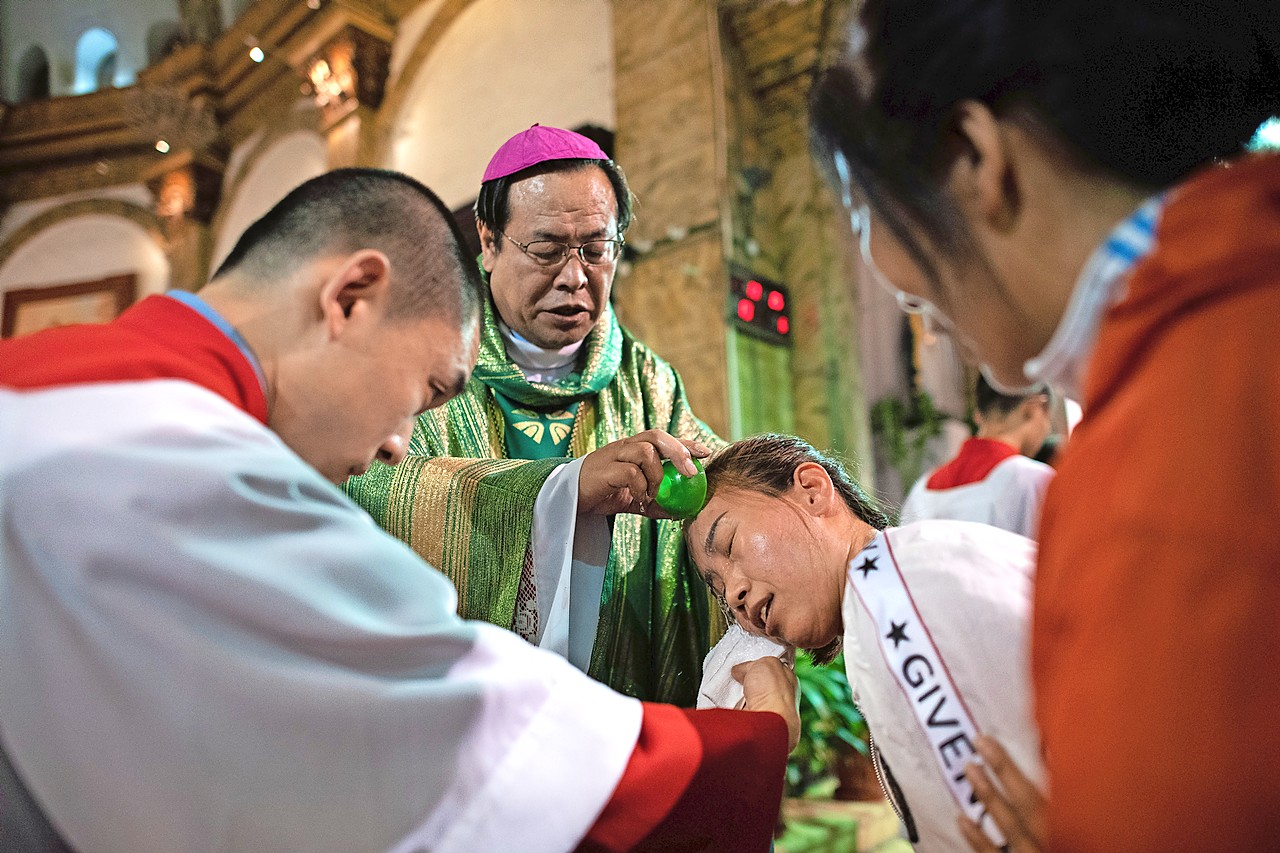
[0,295,269,423]
[925,438,1020,489]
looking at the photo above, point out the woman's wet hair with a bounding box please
[704,433,890,531]
[697,434,889,665]
[811,0,1280,275]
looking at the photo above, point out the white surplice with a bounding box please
[0,379,640,853]
[900,454,1054,540]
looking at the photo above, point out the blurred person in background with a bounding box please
[901,375,1054,538]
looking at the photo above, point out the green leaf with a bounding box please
[835,728,867,752]
[788,650,868,798]
[798,682,828,716]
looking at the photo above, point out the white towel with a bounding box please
[696,624,794,710]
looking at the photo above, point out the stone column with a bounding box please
[713,0,876,476]
[611,0,733,436]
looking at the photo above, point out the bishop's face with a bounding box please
[480,166,620,350]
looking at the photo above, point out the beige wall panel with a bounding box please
[613,231,728,436]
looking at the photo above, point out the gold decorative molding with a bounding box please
[293,22,392,129]
[141,149,226,226]
[0,0,412,204]
[125,84,222,154]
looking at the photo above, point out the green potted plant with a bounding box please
[788,651,880,801]
[869,389,944,493]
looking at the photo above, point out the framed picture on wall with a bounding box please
[1,274,136,339]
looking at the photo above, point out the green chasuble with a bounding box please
[344,292,725,705]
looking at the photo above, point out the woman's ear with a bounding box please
[792,462,839,515]
[944,99,1020,233]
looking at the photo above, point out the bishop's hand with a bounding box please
[577,430,709,518]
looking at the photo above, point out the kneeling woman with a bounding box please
[687,433,1043,852]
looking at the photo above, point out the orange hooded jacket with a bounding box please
[1035,153,1280,851]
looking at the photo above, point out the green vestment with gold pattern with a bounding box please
[344,293,725,705]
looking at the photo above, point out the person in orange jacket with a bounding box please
[812,0,1280,850]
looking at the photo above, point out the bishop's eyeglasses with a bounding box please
[499,232,624,267]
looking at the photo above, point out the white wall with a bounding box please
[0,215,169,329]
[386,0,615,209]
[388,0,448,84]
[210,129,329,269]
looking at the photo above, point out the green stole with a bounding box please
[493,396,578,459]
[344,291,725,705]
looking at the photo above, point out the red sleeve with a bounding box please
[576,703,788,853]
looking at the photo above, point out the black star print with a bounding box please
[856,555,879,578]
[885,621,909,649]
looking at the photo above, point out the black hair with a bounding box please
[811,0,1280,277]
[974,374,1045,417]
[1032,434,1061,466]
[212,167,483,326]
[473,158,634,243]
[703,433,890,531]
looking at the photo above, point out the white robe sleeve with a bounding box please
[898,474,930,525]
[896,458,1053,540]
[530,455,611,671]
[993,457,1055,539]
[0,382,641,853]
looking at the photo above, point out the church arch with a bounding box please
[73,27,120,94]
[379,0,615,209]
[0,201,169,333]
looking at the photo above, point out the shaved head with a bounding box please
[213,168,483,327]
